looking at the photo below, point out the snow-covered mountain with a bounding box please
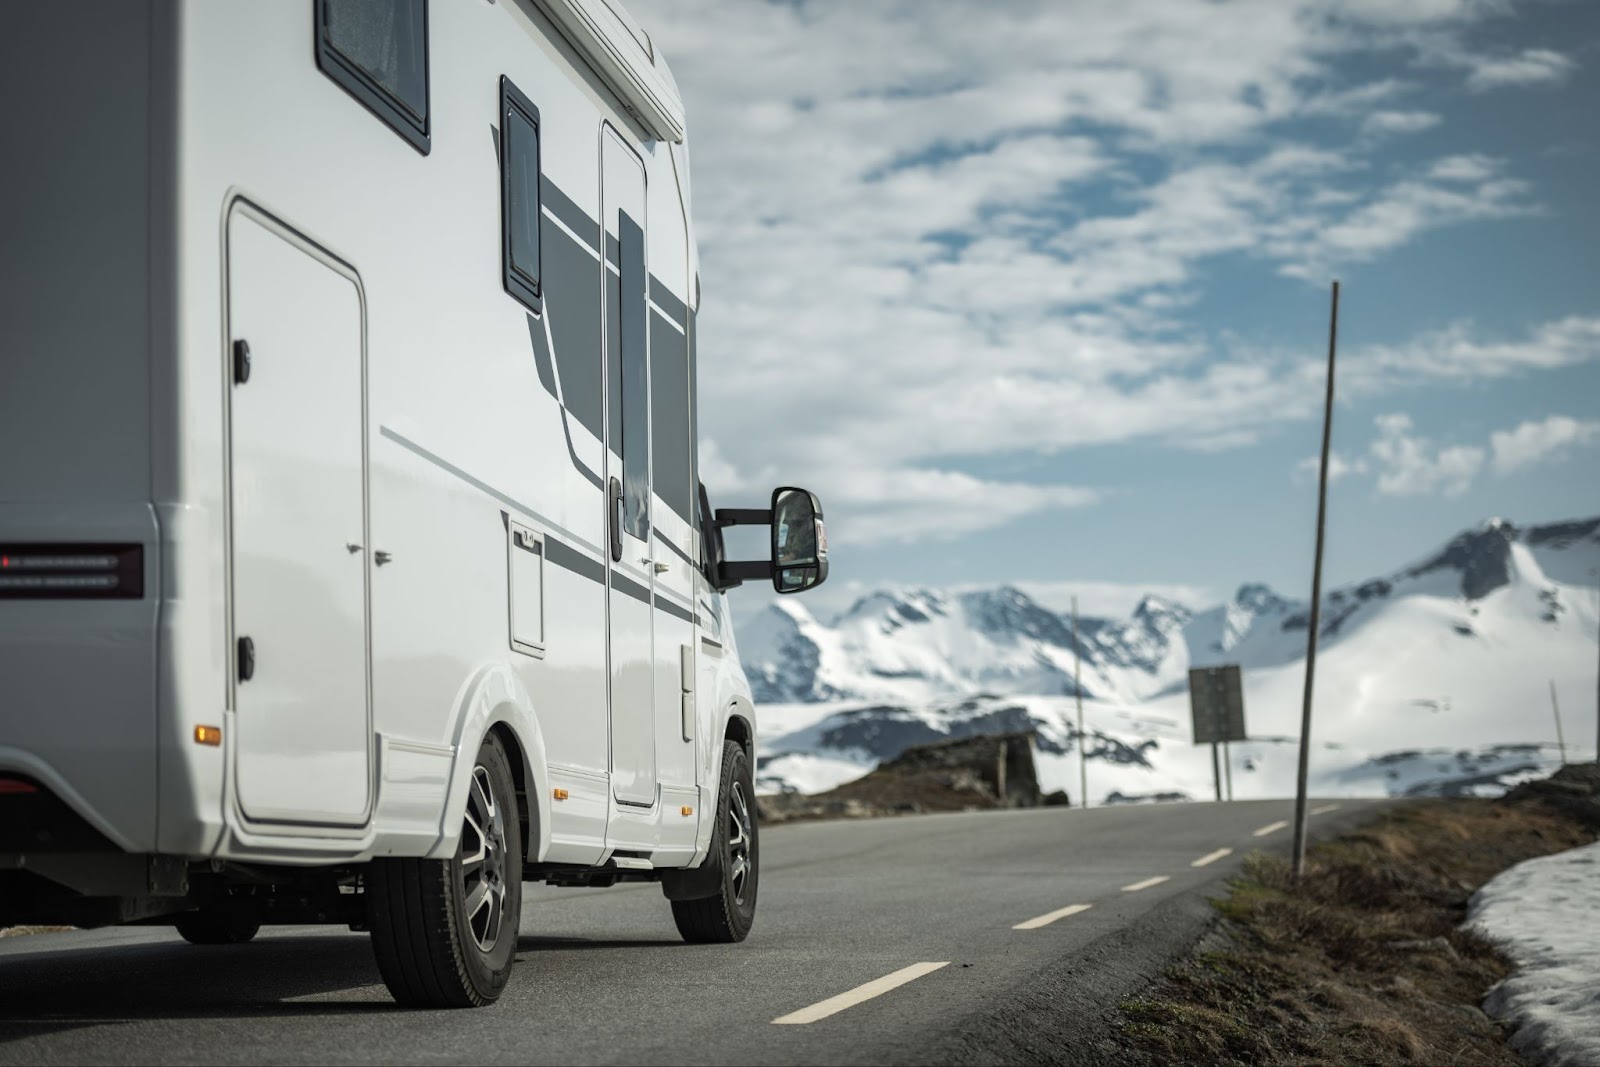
[741,516,1600,803]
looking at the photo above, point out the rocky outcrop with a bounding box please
[757,730,1045,823]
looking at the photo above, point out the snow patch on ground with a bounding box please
[1468,841,1600,1067]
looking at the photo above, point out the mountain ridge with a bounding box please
[744,514,1600,804]
[738,514,1600,709]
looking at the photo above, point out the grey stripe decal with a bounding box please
[611,568,651,606]
[648,275,687,326]
[657,596,694,625]
[527,302,603,493]
[547,536,605,585]
[559,408,605,492]
[606,231,619,266]
[378,426,605,560]
[541,176,598,254]
[653,527,698,570]
[701,636,723,653]
[526,312,558,399]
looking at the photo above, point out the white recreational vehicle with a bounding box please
[0,0,828,1007]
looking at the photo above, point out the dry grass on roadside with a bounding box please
[1119,797,1593,1065]
[0,925,74,938]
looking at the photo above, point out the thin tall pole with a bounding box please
[1292,280,1339,882]
[1223,739,1234,801]
[1073,596,1087,809]
[1550,680,1567,767]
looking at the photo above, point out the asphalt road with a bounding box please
[0,798,1392,1066]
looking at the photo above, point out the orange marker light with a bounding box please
[552,788,569,801]
[194,725,222,746]
[680,806,694,817]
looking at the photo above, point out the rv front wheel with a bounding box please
[670,740,758,943]
[367,733,524,1007]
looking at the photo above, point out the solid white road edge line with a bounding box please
[1310,803,1341,815]
[771,962,950,1025]
[1013,903,1093,930]
[1253,820,1290,837]
[1121,875,1170,893]
[1191,848,1233,868]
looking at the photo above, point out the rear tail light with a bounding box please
[0,778,40,795]
[0,544,144,599]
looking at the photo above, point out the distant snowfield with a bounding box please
[747,517,1600,803]
[1470,841,1600,1067]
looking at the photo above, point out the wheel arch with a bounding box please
[723,696,755,761]
[432,662,551,864]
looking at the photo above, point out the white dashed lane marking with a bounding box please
[1311,803,1341,815]
[1121,876,1170,893]
[1191,848,1233,868]
[1252,820,1290,837]
[1013,903,1093,930]
[771,962,950,1025]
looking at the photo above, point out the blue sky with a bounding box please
[631,0,1600,619]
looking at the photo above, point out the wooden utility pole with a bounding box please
[1292,280,1339,882]
[1550,680,1568,767]
[1073,596,1087,809]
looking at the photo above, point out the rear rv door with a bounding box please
[226,204,372,826]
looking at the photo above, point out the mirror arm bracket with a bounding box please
[719,560,773,587]
[714,508,773,529]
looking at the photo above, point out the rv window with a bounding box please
[697,483,725,582]
[619,212,649,539]
[500,79,543,314]
[316,0,430,154]
[651,309,691,523]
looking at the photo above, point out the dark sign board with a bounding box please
[1188,664,1247,744]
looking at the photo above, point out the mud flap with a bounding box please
[660,851,722,901]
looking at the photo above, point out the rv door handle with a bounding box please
[653,562,670,575]
[346,542,362,554]
[609,477,624,563]
[374,550,393,566]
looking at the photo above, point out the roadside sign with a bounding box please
[1189,665,1247,744]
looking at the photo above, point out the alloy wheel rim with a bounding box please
[727,780,753,904]
[460,765,508,953]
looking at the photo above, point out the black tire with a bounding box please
[174,910,260,945]
[671,740,758,943]
[367,732,524,1007]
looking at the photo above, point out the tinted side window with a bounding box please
[316,0,429,154]
[499,79,542,314]
[619,211,649,540]
[650,311,691,522]
[698,483,724,582]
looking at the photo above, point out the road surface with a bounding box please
[0,798,1390,1065]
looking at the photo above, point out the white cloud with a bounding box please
[1490,416,1600,474]
[1361,109,1441,137]
[1345,316,1600,388]
[629,0,1578,547]
[1369,413,1485,497]
[1294,451,1368,482]
[1428,153,1499,182]
[1465,48,1577,91]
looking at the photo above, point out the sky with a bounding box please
[628,0,1600,621]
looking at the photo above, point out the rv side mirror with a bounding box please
[771,487,828,595]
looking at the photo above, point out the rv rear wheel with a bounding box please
[174,910,260,945]
[367,732,524,1007]
[671,740,758,943]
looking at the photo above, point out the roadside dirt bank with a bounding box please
[1116,763,1599,1065]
